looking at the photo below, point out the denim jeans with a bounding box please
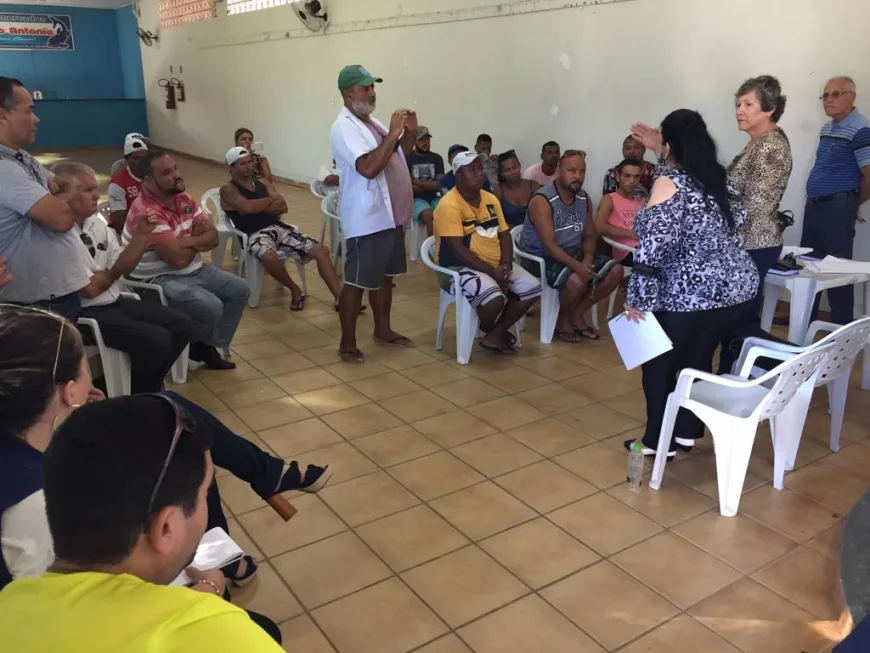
[801,191,860,324]
[151,264,250,347]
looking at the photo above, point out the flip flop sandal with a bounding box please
[479,341,518,355]
[338,348,365,364]
[575,328,600,341]
[373,335,415,348]
[290,296,306,311]
[554,328,584,343]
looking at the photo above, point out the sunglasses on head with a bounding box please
[0,303,67,381]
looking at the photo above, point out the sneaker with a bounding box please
[623,439,675,459]
[276,463,332,495]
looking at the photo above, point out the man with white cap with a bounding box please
[220,146,344,311]
[433,151,542,354]
[110,132,147,176]
[329,64,417,364]
[106,134,149,233]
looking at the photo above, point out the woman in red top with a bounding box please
[594,159,645,265]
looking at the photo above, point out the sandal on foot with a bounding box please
[575,327,600,341]
[479,340,517,355]
[338,348,365,364]
[555,328,584,343]
[290,295,306,311]
[623,439,675,459]
[276,462,332,494]
[373,335,415,348]
[225,555,258,588]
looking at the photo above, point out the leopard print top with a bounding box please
[727,128,793,250]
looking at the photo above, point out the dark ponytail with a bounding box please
[0,308,84,435]
[661,109,734,228]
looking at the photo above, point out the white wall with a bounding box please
[137,0,870,254]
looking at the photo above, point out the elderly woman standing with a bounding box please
[718,75,793,372]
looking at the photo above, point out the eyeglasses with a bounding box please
[0,303,66,381]
[79,232,95,258]
[143,393,197,520]
[820,91,854,101]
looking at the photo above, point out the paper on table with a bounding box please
[171,527,244,586]
[781,245,813,258]
[802,255,870,275]
[609,312,673,370]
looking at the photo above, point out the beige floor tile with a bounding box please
[617,615,740,653]
[602,388,648,421]
[279,615,336,653]
[294,384,370,416]
[806,521,845,561]
[413,634,472,653]
[399,361,470,386]
[689,578,831,653]
[294,442,377,485]
[664,451,768,501]
[283,329,339,351]
[257,417,344,458]
[311,578,447,653]
[320,360,393,383]
[554,442,632,489]
[473,367,552,394]
[494,460,598,513]
[379,389,458,422]
[556,402,642,439]
[411,410,497,448]
[273,531,392,609]
[560,372,635,401]
[231,338,293,361]
[210,408,251,435]
[548,493,661,556]
[237,494,346,557]
[457,594,605,653]
[354,425,440,467]
[612,532,742,609]
[513,383,596,415]
[450,433,542,477]
[822,443,870,482]
[672,509,798,573]
[607,479,716,527]
[542,560,679,650]
[272,368,343,395]
[196,360,266,392]
[297,343,347,366]
[466,396,547,431]
[402,545,528,627]
[321,403,403,439]
[739,486,841,543]
[784,461,867,513]
[517,356,593,382]
[226,517,262,560]
[503,417,593,457]
[235,395,314,431]
[430,481,536,540]
[355,504,468,572]
[430,377,506,408]
[480,518,599,588]
[167,382,228,412]
[752,546,846,620]
[320,471,419,526]
[228,324,271,345]
[216,474,267,516]
[213,378,287,410]
[388,451,484,500]
[248,351,318,376]
[348,371,423,401]
[231,561,304,624]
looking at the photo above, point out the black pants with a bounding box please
[18,292,82,323]
[80,297,193,394]
[717,245,782,374]
[641,301,752,451]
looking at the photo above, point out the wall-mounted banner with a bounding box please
[0,13,74,51]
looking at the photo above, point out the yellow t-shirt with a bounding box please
[0,571,284,653]
[434,188,509,268]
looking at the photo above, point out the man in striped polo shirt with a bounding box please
[801,76,870,324]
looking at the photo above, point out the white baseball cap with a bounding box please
[226,146,251,166]
[451,151,487,174]
[123,134,148,156]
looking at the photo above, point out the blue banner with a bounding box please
[0,13,74,51]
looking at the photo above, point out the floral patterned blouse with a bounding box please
[627,165,759,313]
[727,128,792,250]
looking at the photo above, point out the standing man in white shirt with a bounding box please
[329,65,417,364]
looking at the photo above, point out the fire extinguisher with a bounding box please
[159,78,176,110]
[172,78,186,103]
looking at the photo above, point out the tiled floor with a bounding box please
[45,148,870,652]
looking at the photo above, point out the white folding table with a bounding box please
[761,269,870,389]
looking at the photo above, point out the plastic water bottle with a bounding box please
[627,441,644,492]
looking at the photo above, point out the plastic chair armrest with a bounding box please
[803,320,841,346]
[733,337,805,377]
[735,345,798,379]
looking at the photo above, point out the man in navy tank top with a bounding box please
[220,147,344,311]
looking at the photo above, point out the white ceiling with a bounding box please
[10,0,134,9]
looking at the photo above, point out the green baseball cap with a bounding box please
[337,65,383,92]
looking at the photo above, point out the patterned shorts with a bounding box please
[248,223,317,262]
[445,266,543,309]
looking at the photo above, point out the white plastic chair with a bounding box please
[321,193,343,269]
[96,200,111,223]
[602,236,635,319]
[79,304,134,398]
[420,236,521,365]
[408,218,421,263]
[310,178,326,200]
[509,226,599,344]
[201,189,244,276]
[201,189,307,308]
[649,343,835,517]
[122,279,195,378]
[733,316,870,456]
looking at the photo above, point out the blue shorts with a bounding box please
[413,197,440,222]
